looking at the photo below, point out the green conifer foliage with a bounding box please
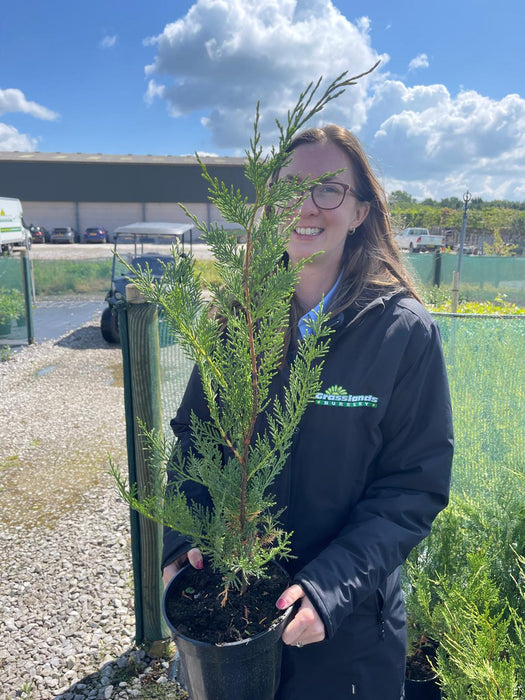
[112,65,378,597]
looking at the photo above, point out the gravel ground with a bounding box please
[29,242,214,261]
[0,317,186,699]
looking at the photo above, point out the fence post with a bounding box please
[432,249,442,287]
[123,284,170,645]
[20,250,34,344]
[451,271,459,313]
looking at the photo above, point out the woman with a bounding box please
[162,125,453,699]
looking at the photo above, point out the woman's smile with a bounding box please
[294,226,324,237]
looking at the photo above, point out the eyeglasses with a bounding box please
[289,182,361,210]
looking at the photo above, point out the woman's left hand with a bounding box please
[276,584,326,647]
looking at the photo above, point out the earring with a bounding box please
[347,228,356,236]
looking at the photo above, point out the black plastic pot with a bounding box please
[162,564,293,700]
[404,676,442,699]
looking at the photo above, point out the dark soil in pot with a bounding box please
[405,638,439,681]
[405,638,441,699]
[164,562,290,644]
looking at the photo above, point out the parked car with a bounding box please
[84,227,108,243]
[394,227,444,253]
[50,227,79,244]
[29,225,48,244]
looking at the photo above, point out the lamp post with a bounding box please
[451,190,472,312]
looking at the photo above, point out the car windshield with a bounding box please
[113,252,174,279]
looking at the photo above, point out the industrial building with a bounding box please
[0,151,250,237]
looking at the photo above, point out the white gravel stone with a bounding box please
[0,317,185,699]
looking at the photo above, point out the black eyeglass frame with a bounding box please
[305,181,364,210]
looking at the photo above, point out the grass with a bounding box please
[33,259,220,297]
[33,259,112,296]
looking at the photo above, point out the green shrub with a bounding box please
[0,287,24,324]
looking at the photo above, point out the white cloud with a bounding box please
[408,53,429,72]
[0,123,39,151]
[364,82,525,199]
[144,79,165,106]
[143,0,524,200]
[143,0,381,147]
[0,88,59,121]
[100,35,118,49]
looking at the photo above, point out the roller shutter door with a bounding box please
[78,203,143,238]
[22,202,76,231]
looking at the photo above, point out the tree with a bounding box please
[388,190,416,207]
[111,66,379,599]
[439,196,462,209]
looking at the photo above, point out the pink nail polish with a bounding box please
[196,560,204,570]
[276,598,287,610]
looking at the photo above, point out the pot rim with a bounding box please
[405,673,439,684]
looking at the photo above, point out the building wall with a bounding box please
[22,200,224,239]
[4,154,250,240]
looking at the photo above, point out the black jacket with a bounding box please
[162,291,453,698]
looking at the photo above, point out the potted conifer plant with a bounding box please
[112,65,377,700]
[403,478,525,699]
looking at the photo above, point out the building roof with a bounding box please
[0,152,251,203]
[0,151,245,166]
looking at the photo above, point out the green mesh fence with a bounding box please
[406,253,525,304]
[158,313,194,436]
[155,313,525,507]
[0,255,28,342]
[436,315,525,506]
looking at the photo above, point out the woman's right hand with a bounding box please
[162,547,203,588]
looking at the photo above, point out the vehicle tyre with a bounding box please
[101,306,120,343]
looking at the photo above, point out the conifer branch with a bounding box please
[112,63,379,592]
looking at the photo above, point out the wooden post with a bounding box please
[125,284,170,644]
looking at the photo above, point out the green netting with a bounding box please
[406,253,525,304]
[158,314,194,436]
[156,314,525,506]
[435,315,525,506]
[0,255,28,342]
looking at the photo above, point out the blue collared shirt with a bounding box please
[297,271,343,339]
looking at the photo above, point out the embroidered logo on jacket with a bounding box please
[315,385,378,408]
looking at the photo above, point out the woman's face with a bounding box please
[280,141,369,271]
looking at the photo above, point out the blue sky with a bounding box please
[1,0,524,200]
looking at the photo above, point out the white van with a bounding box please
[0,198,31,254]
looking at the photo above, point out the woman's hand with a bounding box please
[276,584,326,647]
[162,547,203,588]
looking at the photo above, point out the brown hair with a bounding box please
[284,124,422,317]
